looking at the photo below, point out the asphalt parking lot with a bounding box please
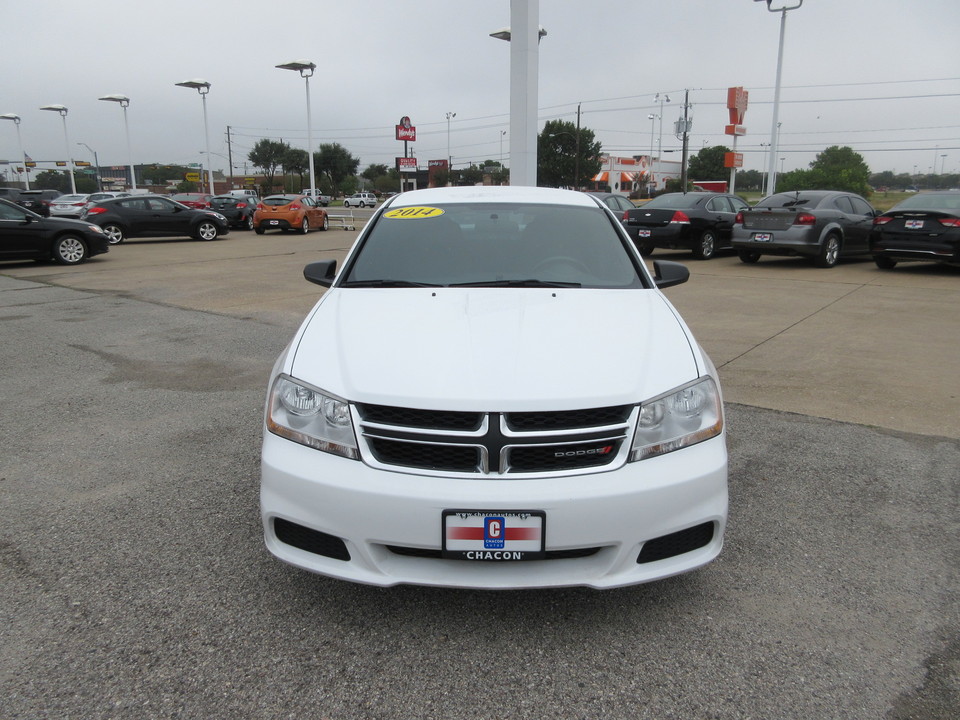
[1,226,958,718]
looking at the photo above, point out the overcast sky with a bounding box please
[3,0,958,182]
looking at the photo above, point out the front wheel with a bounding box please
[342,201,350,208]
[738,249,761,264]
[103,224,124,245]
[321,215,329,231]
[196,221,220,241]
[874,255,898,269]
[694,230,717,260]
[53,235,88,265]
[814,234,841,268]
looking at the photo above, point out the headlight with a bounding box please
[266,374,359,459]
[630,377,723,461]
[86,225,104,234]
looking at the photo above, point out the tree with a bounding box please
[362,164,389,182]
[248,139,288,194]
[459,164,483,186]
[537,119,602,189]
[282,148,310,190]
[688,145,732,181]
[736,169,763,191]
[778,145,871,196]
[314,143,360,190]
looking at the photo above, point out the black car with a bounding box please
[0,198,109,265]
[586,191,637,215]
[210,195,257,230]
[623,192,750,260]
[870,190,960,269]
[81,194,229,244]
[16,189,63,217]
[732,190,877,268]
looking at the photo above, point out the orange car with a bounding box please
[254,194,329,234]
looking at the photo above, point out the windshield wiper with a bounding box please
[342,279,442,288]
[449,279,581,288]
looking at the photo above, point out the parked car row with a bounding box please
[614,189,958,271]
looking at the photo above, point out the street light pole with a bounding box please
[446,111,456,179]
[756,0,803,196]
[276,60,317,198]
[490,0,547,187]
[175,80,214,195]
[0,113,30,189]
[98,95,137,190]
[647,113,657,196]
[78,142,102,191]
[39,105,76,193]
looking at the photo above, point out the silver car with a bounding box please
[49,194,91,218]
[732,190,878,268]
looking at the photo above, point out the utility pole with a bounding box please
[574,103,581,190]
[678,89,691,192]
[226,126,235,190]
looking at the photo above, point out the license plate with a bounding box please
[442,510,545,560]
[905,220,924,229]
[269,220,279,225]
[752,232,773,242]
[637,229,651,238]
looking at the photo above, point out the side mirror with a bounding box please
[653,260,689,289]
[304,259,337,287]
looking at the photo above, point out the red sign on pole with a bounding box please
[396,116,416,142]
[724,152,744,169]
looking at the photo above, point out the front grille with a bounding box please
[636,522,714,564]
[274,518,350,561]
[355,404,636,477]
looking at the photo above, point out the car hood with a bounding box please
[288,288,701,411]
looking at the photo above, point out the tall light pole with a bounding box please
[490,0,547,187]
[276,60,317,198]
[39,104,76,193]
[78,142,102,191]
[756,0,803,196]
[499,130,507,182]
[654,93,670,190]
[98,94,137,190]
[175,79,214,195]
[647,113,657,196]
[446,111,456,176]
[0,113,29,189]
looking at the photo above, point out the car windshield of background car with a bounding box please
[759,192,825,209]
[343,203,646,289]
[896,193,960,212]
[644,194,702,209]
[263,196,300,206]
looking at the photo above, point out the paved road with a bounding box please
[1,228,958,718]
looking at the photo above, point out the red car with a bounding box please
[170,193,213,209]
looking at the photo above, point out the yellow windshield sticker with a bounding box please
[384,206,445,219]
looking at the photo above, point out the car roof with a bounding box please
[385,185,598,208]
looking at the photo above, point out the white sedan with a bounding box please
[260,186,727,589]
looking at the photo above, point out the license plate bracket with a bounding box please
[637,229,652,238]
[442,510,546,560]
[752,232,773,242]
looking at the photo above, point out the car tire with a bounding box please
[359,201,366,208]
[343,201,350,208]
[196,221,220,241]
[738,249,761,264]
[874,255,898,269]
[637,241,655,257]
[103,224,125,245]
[255,226,265,235]
[300,217,310,234]
[814,233,841,268]
[53,234,88,265]
[246,215,255,231]
[694,230,717,260]
[321,215,329,231]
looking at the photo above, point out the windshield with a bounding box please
[263,196,299,206]
[756,192,826,209]
[342,202,647,289]
[894,193,960,212]
[644,194,703,209]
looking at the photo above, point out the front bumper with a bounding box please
[260,430,728,589]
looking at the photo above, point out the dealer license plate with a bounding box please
[905,220,924,229]
[637,229,651,238]
[269,220,279,225]
[752,232,773,242]
[442,510,545,560]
